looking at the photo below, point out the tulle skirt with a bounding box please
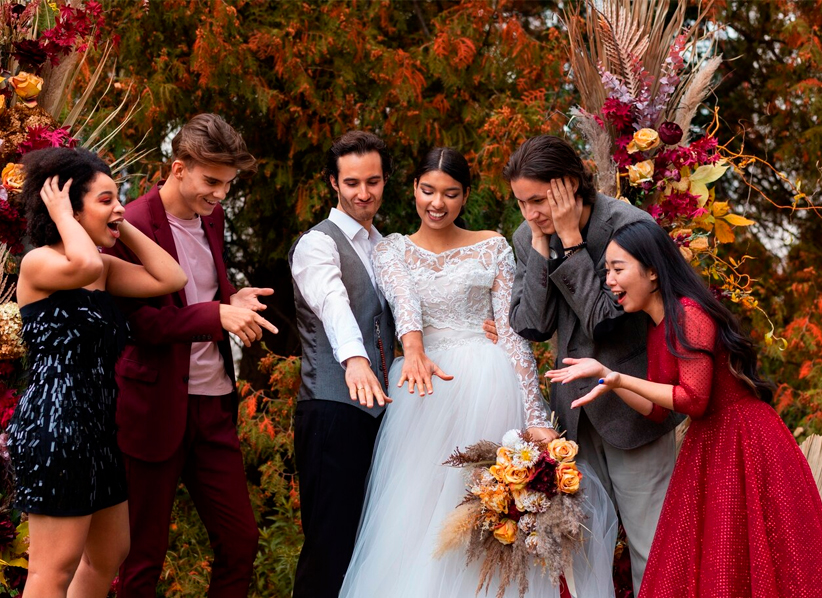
[340,329,618,598]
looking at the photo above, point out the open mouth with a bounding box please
[204,198,218,206]
[428,210,446,221]
[107,219,122,239]
[614,291,626,304]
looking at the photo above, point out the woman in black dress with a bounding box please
[9,147,187,598]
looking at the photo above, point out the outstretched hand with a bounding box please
[345,356,392,408]
[570,371,621,409]
[398,349,454,396]
[219,304,278,347]
[545,357,607,385]
[230,287,274,311]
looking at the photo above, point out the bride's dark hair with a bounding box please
[415,147,471,193]
[415,147,471,228]
[612,220,774,402]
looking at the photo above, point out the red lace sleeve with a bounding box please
[671,302,717,419]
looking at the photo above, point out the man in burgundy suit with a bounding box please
[104,114,277,597]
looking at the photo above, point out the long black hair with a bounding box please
[415,147,471,229]
[612,220,774,402]
[22,147,111,247]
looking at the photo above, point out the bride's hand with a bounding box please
[398,348,453,396]
[524,426,559,445]
[545,358,608,385]
[570,371,621,409]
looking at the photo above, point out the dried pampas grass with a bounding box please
[571,107,618,196]
[800,434,822,497]
[434,502,481,559]
[675,56,723,143]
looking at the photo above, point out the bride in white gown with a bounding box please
[340,148,617,598]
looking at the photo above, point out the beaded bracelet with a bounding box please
[563,241,587,258]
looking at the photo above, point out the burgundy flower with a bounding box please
[526,452,558,496]
[601,98,634,132]
[12,39,48,71]
[0,515,16,546]
[658,121,683,145]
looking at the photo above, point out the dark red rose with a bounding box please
[526,452,558,496]
[658,121,683,145]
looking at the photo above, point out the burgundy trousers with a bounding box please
[117,393,259,598]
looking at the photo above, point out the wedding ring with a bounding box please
[357,386,365,390]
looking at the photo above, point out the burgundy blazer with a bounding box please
[103,184,238,462]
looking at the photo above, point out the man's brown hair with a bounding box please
[171,113,257,179]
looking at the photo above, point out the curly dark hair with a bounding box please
[22,147,112,247]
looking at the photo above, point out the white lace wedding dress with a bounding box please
[339,234,618,598]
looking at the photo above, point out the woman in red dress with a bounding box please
[546,219,822,597]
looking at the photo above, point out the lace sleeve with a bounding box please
[373,235,423,338]
[491,241,551,428]
[671,303,716,419]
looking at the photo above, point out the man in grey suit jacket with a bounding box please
[505,135,682,593]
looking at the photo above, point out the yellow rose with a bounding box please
[10,72,44,102]
[627,160,654,184]
[689,237,709,252]
[502,465,532,488]
[556,462,582,494]
[546,439,578,463]
[2,163,25,191]
[627,128,661,153]
[492,518,518,545]
[0,95,6,115]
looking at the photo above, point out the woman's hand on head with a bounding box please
[40,176,74,222]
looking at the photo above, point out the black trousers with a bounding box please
[292,400,383,598]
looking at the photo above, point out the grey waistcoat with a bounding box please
[288,219,395,417]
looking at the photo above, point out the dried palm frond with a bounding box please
[800,434,822,496]
[434,502,481,558]
[675,416,690,456]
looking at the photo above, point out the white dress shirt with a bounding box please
[291,208,384,366]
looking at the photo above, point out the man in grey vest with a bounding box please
[505,135,682,594]
[289,131,395,598]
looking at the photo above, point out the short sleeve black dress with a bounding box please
[8,288,129,516]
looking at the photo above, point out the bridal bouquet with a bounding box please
[436,430,585,598]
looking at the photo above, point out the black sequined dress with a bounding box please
[8,288,129,516]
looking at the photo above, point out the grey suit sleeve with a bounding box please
[508,222,560,342]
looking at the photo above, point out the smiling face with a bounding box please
[414,169,467,231]
[170,160,239,219]
[605,240,661,317]
[510,177,578,236]
[74,172,124,248]
[330,151,385,228]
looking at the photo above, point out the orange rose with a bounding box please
[546,439,578,463]
[502,465,533,489]
[627,128,661,153]
[493,518,518,545]
[2,163,25,191]
[488,464,505,482]
[556,462,582,494]
[477,483,511,514]
[628,160,655,184]
[689,237,709,252]
[10,72,43,102]
[496,446,513,467]
[0,95,6,115]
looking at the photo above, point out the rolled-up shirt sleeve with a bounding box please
[291,230,369,366]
